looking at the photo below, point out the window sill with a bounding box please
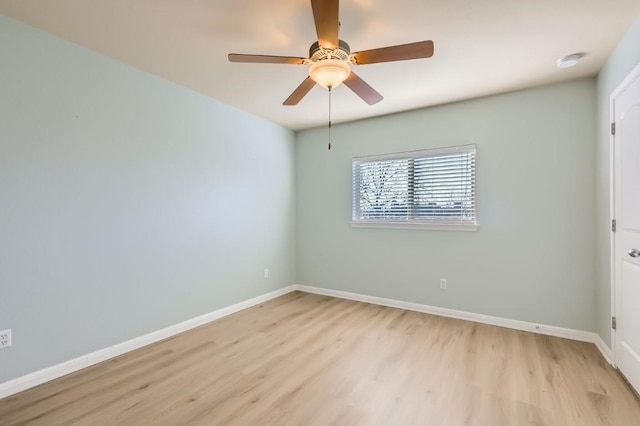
[349,221,479,231]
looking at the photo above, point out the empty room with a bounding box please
[1,0,640,424]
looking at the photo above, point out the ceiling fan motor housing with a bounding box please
[309,40,351,63]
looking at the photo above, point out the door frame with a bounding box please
[609,60,640,367]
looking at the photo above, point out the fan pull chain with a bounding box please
[328,87,332,150]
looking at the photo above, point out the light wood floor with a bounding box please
[1,291,639,425]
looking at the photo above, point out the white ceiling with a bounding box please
[1,0,639,131]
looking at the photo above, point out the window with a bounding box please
[351,145,477,230]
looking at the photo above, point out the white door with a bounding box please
[613,64,640,394]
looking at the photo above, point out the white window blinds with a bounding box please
[352,145,477,229]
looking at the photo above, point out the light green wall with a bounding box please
[0,15,296,383]
[595,16,640,348]
[296,78,597,332]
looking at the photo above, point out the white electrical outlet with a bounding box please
[264,268,269,279]
[0,329,11,349]
[440,279,447,290]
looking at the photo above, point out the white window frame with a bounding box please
[351,144,478,231]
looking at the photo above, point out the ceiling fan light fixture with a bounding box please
[228,1,432,106]
[309,59,351,89]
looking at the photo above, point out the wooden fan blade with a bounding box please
[352,40,434,65]
[283,77,317,105]
[311,0,339,49]
[228,54,306,65]
[343,72,383,105]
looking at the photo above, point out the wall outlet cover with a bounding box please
[0,329,12,349]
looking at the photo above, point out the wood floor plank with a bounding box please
[1,291,639,425]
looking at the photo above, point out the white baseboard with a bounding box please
[2,284,615,400]
[0,285,296,400]
[294,284,615,365]
[594,335,614,365]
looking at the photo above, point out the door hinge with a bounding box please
[612,316,617,330]
[612,219,617,232]
[611,122,616,135]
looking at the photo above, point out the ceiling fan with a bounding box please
[228,0,434,106]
